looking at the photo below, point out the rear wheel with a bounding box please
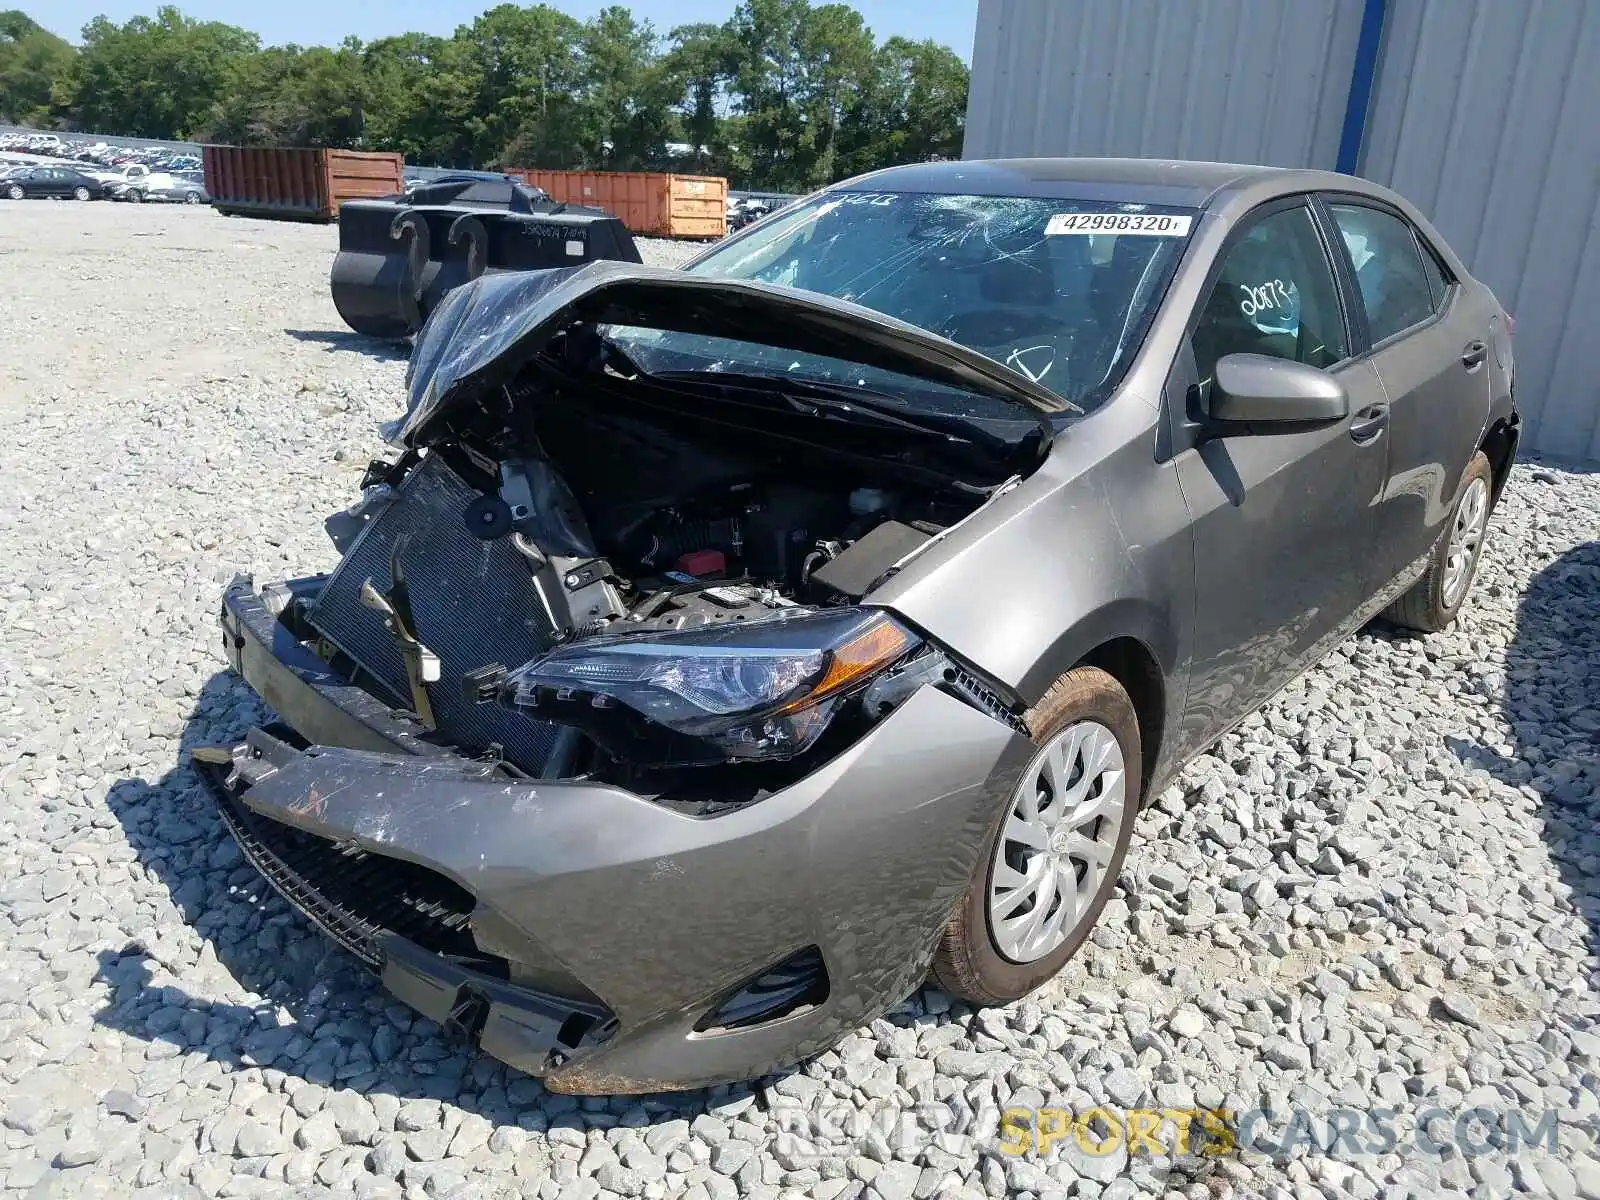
[74,186,91,201]
[183,191,202,204]
[930,666,1140,1005]
[1383,450,1493,633]
[126,188,144,204]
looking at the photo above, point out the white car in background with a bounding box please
[108,170,209,205]
[82,163,152,189]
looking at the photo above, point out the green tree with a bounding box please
[454,4,587,168]
[724,0,875,191]
[1,2,970,190]
[362,32,471,164]
[0,10,74,125]
[837,36,967,177]
[580,6,670,169]
[204,38,366,146]
[55,6,259,139]
[660,22,737,173]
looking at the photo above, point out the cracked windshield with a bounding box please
[611,191,1197,415]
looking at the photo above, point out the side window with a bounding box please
[1191,204,1348,387]
[1415,236,1453,311]
[1327,203,1436,342]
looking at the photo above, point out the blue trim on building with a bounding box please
[1336,0,1388,175]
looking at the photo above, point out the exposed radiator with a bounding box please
[306,454,561,771]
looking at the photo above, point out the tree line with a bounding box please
[0,1,969,191]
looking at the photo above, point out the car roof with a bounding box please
[833,157,1389,212]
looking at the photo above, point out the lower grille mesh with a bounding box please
[212,768,504,974]
[305,455,560,771]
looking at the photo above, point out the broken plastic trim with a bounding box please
[693,946,829,1034]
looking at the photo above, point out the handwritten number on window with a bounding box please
[1239,279,1293,318]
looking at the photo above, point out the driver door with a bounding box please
[1171,198,1390,748]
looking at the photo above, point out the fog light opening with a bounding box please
[557,1010,620,1050]
[444,984,490,1043]
[694,946,829,1034]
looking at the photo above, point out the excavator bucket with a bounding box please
[330,179,642,340]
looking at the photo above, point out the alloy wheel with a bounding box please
[1443,476,1489,608]
[988,720,1127,963]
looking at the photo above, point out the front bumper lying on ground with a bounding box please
[204,576,1031,1093]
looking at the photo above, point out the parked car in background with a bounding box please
[726,197,770,230]
[203,159,1518,1092]
[83,162,150,184]
[2,166,105,201]
[109,170,209,204]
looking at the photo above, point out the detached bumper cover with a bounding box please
[211,576,1029,1092]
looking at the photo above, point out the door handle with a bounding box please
[1349,402,1390,444]
[1461,340,1489,369]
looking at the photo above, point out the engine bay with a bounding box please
[400,383,991,643]
[563,473,949,631]
[306,350,1031,784]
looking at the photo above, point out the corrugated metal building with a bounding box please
[964,0,1600,460]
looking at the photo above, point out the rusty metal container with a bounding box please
[203,146,405,222]
[515,170,727,238]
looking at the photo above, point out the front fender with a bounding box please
[870,397,1195,789]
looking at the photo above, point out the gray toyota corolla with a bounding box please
[202,159,1519,1093]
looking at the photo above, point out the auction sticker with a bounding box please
[1046,212,1193,236]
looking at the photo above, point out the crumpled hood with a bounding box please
[391,259,1070,447]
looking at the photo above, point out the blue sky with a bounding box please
[41,1,981,61]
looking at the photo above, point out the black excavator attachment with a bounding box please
[329,178,643,340]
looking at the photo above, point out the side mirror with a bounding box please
[1206,353,1349,428]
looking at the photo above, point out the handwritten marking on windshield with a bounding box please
[1006,345,1056,383]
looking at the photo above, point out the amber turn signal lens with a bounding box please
[776,615,912,714]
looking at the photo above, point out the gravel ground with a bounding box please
[1,202,1598,1200]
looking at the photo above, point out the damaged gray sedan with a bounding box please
[202,159,1518,1093]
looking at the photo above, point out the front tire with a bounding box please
[126,189,143,204]
[930,666,1141,1005]
[6,184,22,201]
[1383,450,1493,633]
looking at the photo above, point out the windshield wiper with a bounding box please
[646,369,1053,455]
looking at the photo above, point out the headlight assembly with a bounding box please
[499,608,920,766]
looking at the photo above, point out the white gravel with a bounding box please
[1,202,1598,1200]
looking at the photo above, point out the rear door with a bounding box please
[1169,198,1391,750]
[1320,197,1492,590]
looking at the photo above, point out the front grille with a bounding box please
[212,768,504,976]
[305,455,561,771]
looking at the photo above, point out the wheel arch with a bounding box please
[1479,413,1520,509]
[1014,600,1180,805]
